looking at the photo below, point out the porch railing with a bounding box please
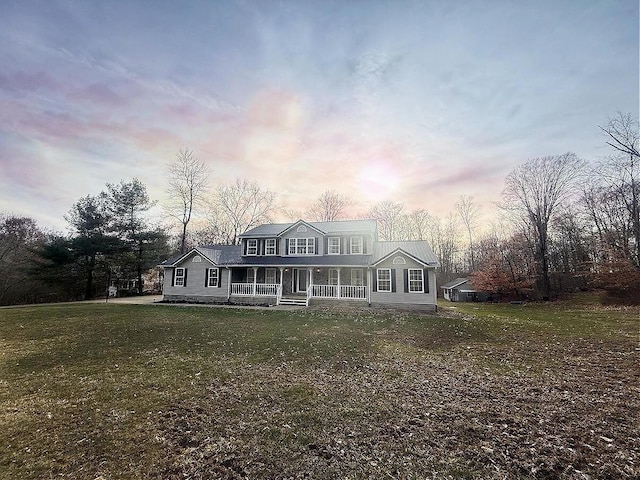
[231,283,279,296]
[310,284,367,300]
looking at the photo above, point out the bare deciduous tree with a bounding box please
[404,209,432,240]
[598,113,639,266]
[166,149,209,254]
[455,195,481,271]
[305,190,354,222]
[427,213,461,278]
[367,200,405,241]
[212,178,277,244]
[501,152,586,299]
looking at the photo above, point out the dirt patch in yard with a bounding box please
[156,335,639,479]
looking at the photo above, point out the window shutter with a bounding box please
[372,270,377,292]
[183,269,188,287]
[242,240,247,255]
[260,239,264,256]
[403,269,409,293]
[314,237,317,255]
[217,268,222,288]
[205,268,209,287]
[285,238,290,255]
[324,237,328,255]
[342,237,348,254]
[391,269,396,292]
[275,239,279,255]
[171,269,175,287]
[424,269,430,293]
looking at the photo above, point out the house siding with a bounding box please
[370,253,437,309]
[163,257,229,302]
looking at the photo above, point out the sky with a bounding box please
[0,0,638,232]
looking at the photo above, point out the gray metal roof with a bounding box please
[441,277,470,289]
[161,238,439,269]
[241,219,377,238]
[372,241,440,266]
[161,245,371,268]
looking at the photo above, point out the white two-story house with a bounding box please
[160,219,440,310]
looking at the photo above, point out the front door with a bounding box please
[293,269,307,293]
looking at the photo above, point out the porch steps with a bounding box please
[278,296,308,307]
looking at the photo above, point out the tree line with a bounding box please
[1,113,637,305]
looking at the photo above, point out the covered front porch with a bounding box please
[229,266,369,304]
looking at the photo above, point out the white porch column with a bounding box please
[308,268,313,293]
[279,267,284,292]
[337,267,342,298]
[226,267,231,301]
[252,267,258,295]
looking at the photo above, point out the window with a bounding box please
[297,225,307,233]
[377,269,391,292]
[265,268,277,284]
[350,236,363,254]
[175,268,186,287]
[246,239,258,255]
[328,237,340,254]
[328,269,339,285]
[288,238,315,255]
[408,269,424,293]
[392,256,406,265]
[193,255,202,263]
[351,269,364,286]
[296,238,306,255]
[265,238,276,255]
[207,268,219,287]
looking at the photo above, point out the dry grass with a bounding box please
[0,297,638,479]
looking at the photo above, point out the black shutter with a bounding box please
[324,237,328,255]
[205,268,209,287]
[217,268,222,288]
[183,269,188,287]
[242,240,247,255]
[372,269,377,292]
[285,238,290,255]
[391,269,396,292]
[275,239,279,255]
[171,269,175,286]
[314,237,317,255]
[424,269,430,293]
[403,269,409,293]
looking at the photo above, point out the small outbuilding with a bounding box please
[441,277,488,302]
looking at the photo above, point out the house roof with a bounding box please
[371,241,440,267]
[160,245,371,268]
[160,245,241,267]
[240,219,378,238]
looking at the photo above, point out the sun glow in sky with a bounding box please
[0,0,637,231]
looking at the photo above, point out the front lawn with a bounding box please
[1,299,637,478]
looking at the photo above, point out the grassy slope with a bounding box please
[0,298,638,479]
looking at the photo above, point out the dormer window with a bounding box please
[288,238,315,255]
[350,236,363,254]
[246,239,258,256]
